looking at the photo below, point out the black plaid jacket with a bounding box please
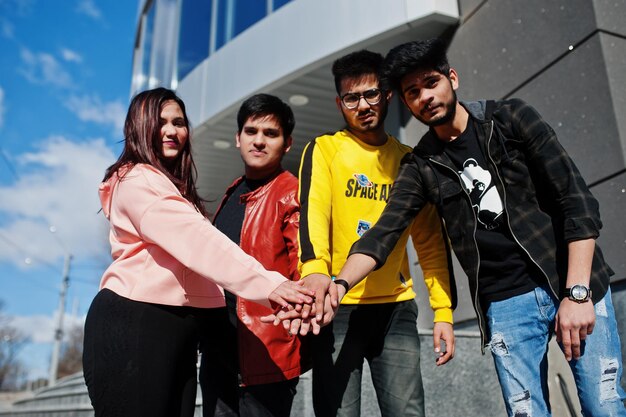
[351,98,613,348]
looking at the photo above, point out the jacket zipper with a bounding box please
[428,158,485,351]
[484,121,555,298]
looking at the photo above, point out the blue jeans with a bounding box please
[311,300,425,417]
[486,286,626,416]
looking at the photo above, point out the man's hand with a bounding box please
[261,276,347,333]
[260,304,302,326]
[433,322,454,366]
[297,290,340,335]
[301,273,337,321]
[335,281,347,304]
[555,299,595,361]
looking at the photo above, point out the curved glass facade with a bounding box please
[132,0,293,93]
[177,0,212,80]
[132,1,155,93]
[215,0,267,51]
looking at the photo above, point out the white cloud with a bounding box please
[11,312,86,380]
[60,48,83,64]
[19,48,73,88]
[11,312,85,344]
[11,314,53,344]
[0,136,115,267]
[0,17,14,38]
[0,86,4,128]
[65,94,126,132]
[76,0,102,20]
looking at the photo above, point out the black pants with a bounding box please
[199,314,298,417]
[201,369,298,417]
[83,288,227,417]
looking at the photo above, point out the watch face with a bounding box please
[571,285,589,300]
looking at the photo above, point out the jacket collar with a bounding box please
[213,169,286,221]
[223,169,285,203]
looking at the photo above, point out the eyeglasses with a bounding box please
[340,88,383,109]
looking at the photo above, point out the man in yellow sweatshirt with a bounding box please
[297,50,456,417]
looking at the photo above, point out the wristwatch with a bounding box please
[565,284,592,303]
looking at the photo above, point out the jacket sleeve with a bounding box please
[117,167,286,307]
[409,203,455,323]
[350,153,427,266]
[507,99,602,241]
[282,188,301,282]
[298,140,333,278]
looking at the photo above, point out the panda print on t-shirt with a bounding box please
[458,158,503,230]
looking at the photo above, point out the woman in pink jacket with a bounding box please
[82,88,312,417]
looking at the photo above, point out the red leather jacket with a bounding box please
[213,170,309,386]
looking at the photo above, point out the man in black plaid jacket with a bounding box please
[332,39,626,416]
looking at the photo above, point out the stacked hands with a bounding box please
[264,274,342,336]
[265,274,456,366]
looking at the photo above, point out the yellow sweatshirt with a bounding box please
[298,130,453,323]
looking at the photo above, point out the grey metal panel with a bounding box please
[448,0,597,100]
[593,0,626,35]
[611,280,626,392]
[600,33,626,166]
[513,34,623,184]
[593,172,626,280]
[420,331,506,417]
[457,0,485,21]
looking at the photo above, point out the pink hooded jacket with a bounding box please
[98,163,286,308]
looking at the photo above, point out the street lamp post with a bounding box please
[47,226,72,387]
[48,252,71,387]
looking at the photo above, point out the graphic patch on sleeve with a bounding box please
[356,220,371,237]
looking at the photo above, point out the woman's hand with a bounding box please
[268,279,315,310]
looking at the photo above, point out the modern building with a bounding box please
[130,0,626,414]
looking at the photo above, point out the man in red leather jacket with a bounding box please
[200,94,308,417]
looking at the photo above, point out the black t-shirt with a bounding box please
[213,177,266,326]
[443,122,539,303]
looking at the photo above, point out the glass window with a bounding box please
[232,0,266,36]
[137,2,156,92]
[272,0,292,11]
[150,0,179,89]
[177,0,212,80]
[215,0,267,51]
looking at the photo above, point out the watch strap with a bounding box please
[334,279,350,294]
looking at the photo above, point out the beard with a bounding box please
[414,89,457,127]
[342,103,388,133]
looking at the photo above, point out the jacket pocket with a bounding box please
[436,178,465,201]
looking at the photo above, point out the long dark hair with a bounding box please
[104,87,208,217]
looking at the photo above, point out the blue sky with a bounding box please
[0,0,137,380]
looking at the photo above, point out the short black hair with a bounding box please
[331,50,384,95]
[237,93,295,138]
[381,38,450,93]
